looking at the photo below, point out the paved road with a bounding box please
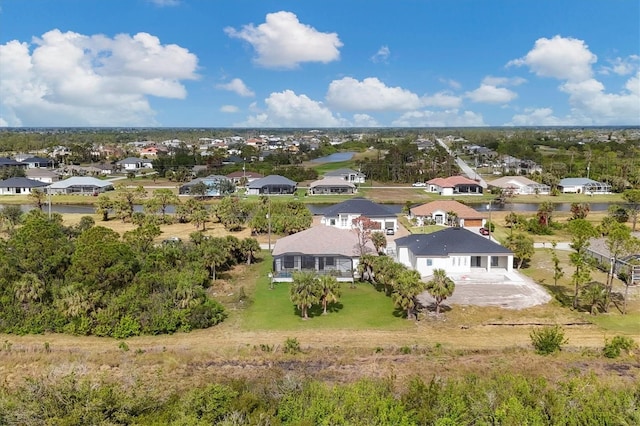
[435,138,488,188]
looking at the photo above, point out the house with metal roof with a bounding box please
[320,197,398,233]
[409,200,485,228]
[309,177,357,195]
[48,176,114,195]
[426,176,483,196]
[0,177,49,195]
[394,227,513,277]
[488,176,550,195]
[271,226,376,282]
[559,178,611,194]
[323,168,366,184]
[247,175,297,195]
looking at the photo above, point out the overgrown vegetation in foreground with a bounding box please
[0,210,266,338]
[0,372,636,425]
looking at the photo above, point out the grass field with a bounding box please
[242,256,412,331]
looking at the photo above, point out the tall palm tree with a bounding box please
[425,269,455,315]
[317,275,341,315]
[289,271,320,319]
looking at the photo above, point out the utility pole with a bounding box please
[267,195,271,251]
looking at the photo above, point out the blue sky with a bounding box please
[0,0,638,128]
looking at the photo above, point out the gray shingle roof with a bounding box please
[0,177,49,189]
[394,228,512,256]
[247,175,296,188]
[322,197,395,218]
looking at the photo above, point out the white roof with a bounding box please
[49,176,114,189]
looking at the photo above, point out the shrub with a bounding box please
[603,336,637,358]
[283,337,301,354]
[530,325,567,355]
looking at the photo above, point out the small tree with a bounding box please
[425,268,455,315]
[549,242,564,287]
[570,202,590,220]
[581,281,607,315]
[370,231,387,253]
[568,219,597,309]
[392,269,425,320]
[317,275,341,315]
[503,233,534,269]
[29,188,47,211]
[352,215,379,257]
[289,271,320,319]
[622,189,640,231]
[530,325,567,355]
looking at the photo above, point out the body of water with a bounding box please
[310,152,356,163]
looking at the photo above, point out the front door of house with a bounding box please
[471,256,481,267]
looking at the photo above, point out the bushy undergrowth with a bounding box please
[530,325,567,355]
[0,373,637,425]
[0,211,266,337]
[603,335,637,358]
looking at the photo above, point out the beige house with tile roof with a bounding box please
[271,226,376,282]
[409,200,485,228]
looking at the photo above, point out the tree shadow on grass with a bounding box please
[293,302,344,319]
[422,302,452,314]
[540,283,573,307]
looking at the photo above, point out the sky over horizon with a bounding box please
[0,0,638,128]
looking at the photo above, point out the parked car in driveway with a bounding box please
[479,227,490,235]
[412,182,426,187]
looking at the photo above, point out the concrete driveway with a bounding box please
[417,270,551,310]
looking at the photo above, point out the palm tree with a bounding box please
[317,275,341,315]
[289,271,320,319]
[392,269,424,319]
[240,238,261,265]
[14,272,45,307]
[425,269,455,315]
[580,281,607,315]
[370,231,387,253]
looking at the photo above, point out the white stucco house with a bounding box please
[320,197,398,234]
[394,228,513,277]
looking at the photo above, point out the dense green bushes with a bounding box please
[0,373,637,425]
[0,210,265,337]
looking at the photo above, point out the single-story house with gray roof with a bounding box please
[271,226,376,282]
[394,227,513,276]
[48,176,114,195]
[247,175,296,195]
[20,156,55,169]
[0,177,49,195]
[309,177,357,195]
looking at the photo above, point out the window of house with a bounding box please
[426,259,432,266]
[491,256,499,267]
[302,256,315,269]
[340,216,348,227]
[283,256,294,269]
[325,257,335,266]
[330,219,336,226]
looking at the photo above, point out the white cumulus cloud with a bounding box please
[421,92,462,108]
[509,35,639,125]
[352,113,379,127]
[600,54,640,76]
[392,109,485,127]
[326,77,422,111]
[466,84,518,104]
[216,78,255,97]
[0,29,198,127]
[236,90,346,127]
[224,11,342,69]
[507,108,568,126]
[508,35,596,81]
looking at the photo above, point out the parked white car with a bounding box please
[412,182,426,187]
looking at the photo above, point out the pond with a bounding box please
[310,152,356,163]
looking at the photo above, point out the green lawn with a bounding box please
[242,256,413,331]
